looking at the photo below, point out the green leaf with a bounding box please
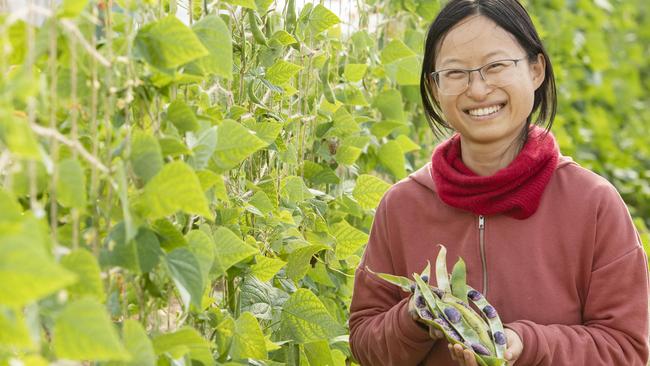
[61,249,105,301]
[230,312,267,360]
[378,140,407,179]
[134,16,208,69]
[344,63,368,82]
[159,136,192,157]
[334,144,362,166]
[0,109,40,159]
[370,120,407,139]
[280,289,345,343]
[0,189,23,222]
[221,0,257,9]
[0,217,76,306]
[395,134,420,152]
[0,306,31,349]
[304,340,334,366]
[352,174,391,210]
[153,219,188,251]
[245,120,283,145]
[249,191,274,216]
[186,230,215,284]
[213,226,257,275]
[251,255,286,282]
[331,220,368,260]
[190,15,233,79]
[153,327,214,366]
[266,60,302,86]
[53,299,129,361]
[380,39,416,64]
[166,248,204,310]
[280,175,314,203]
[139,161,211,219]
[324,107,360,138]
[308,4,340,34]
[211,120,266,171]
[214,316,235,358]
[270,30,297,46]
[286,244,329,282]
[167,100,199,134]
[56,158,87,209]
[240,276,288,320]
[130,132,163,183]
[134,227,163,273]
[58,0,89,18]
[386,56,421,85]
[188,126,218,170]
[122,320,156,366]
[373,89,405,122]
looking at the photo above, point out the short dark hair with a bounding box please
[420,0,557,141]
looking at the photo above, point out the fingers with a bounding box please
[447,343,477,366]
[429,326,444,340]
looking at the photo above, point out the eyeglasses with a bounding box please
[430,57,528,95]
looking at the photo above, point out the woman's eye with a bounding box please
[443,70,466,79]
[486,63,506,71]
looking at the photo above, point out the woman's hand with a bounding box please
[448,328,523,366]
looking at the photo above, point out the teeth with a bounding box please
[468,104,503,117]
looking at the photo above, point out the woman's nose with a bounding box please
[465,70,493,99]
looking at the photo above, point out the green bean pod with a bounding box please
[467,285,507,359]
[285,0,297,33]
[320,58,337,104]
[248,10,268,46]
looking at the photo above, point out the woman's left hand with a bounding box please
[447,328,523,366]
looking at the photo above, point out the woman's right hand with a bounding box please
[407,294,445,340]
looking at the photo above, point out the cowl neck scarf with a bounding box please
[430,126,559,220]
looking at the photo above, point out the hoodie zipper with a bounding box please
[478,215,488,296]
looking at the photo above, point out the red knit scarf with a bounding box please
[430,126,559,219]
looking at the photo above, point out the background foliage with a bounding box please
[0,0,648,365]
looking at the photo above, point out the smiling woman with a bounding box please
[348,0,650,365]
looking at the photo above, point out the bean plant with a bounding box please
[0,0,648,365]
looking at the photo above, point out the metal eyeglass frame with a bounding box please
[429,57,528,95]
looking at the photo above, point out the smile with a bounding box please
[465,103,506,117]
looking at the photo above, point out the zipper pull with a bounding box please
[478,215,485,229]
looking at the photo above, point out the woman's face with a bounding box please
[433,15,545,147]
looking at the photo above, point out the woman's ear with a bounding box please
[530,53,546,90]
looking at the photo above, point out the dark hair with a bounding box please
[420,0,557,141]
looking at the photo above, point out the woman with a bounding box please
[348,0,649,365]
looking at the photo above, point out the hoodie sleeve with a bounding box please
[349,197,436,366]
[506,184,650,366]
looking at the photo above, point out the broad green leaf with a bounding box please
[245,120,283,145]
[214,316,235,358]
[344,63,368,82]
[251,255,286,282]
[230,312,267,360]
[61,249,105,301]
[134,16,208,69]
[186,230,215,284]
[196,169,221,192]
[335,144,362,166]
[380,39,416,64]
[166,248,204,309]
[122,320,156,366]
[188,126,218,170]
[266,60,302,86]
[0,189,22,222]
[279,289,345,343]
[56,158,87,209]
[331,220,368,260]
[308,4,340,34]
[53,299,129,361]
[270,30,297,46]
[190,15,233,79]
[286,244,329,282]
[309,262,335,287]
[352,174,391,210]
[134,227,163,273]
[130,132,163,183]
[0,306,31,348]
[139,161,211,219]
[221,0,257,9]
[370,120,407,139]
[378,140,407,179]
[302,161,340,185]
[0,218,76,306]
[249,191,274,215]
[386,56,421,85]
[324,107,360,138]
[304,340,334,366]
[280,175,314,203]
[159,136,192,157]
[58,0,89,17]
[153,327,214,366]
[0,110,40,159]
[213,226,257,275]
[167,100,199,133]
[395,134,420,152]
[373,89,405,122]
[211,120,266,171]
[153,219,188,251]
[240,276,288,320]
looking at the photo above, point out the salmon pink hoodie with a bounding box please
[349,156,649,365]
